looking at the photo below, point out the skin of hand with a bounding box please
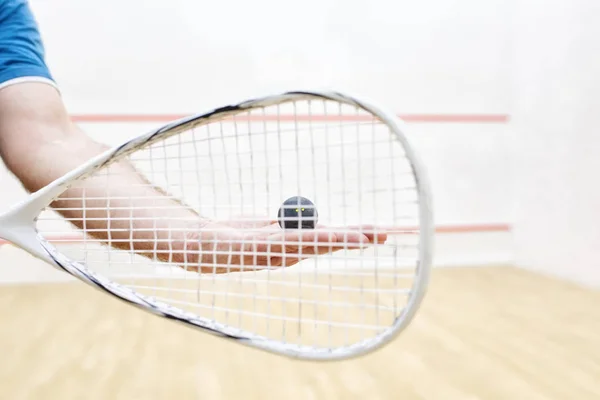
[182,220,388,273]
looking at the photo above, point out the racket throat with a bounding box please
[0,212,53,265]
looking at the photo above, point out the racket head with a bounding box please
[16,90,433,360]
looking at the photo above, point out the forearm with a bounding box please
[11,125,207,262]
[0,84,204,263]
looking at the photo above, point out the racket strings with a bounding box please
[37,98,421,349]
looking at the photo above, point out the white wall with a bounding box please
[28,0,513,225]
[0,0,515,280]
[32,0,512,114]
[512,0,600,287]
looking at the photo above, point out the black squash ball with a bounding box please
[277,196,318,229]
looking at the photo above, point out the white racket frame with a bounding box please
[0,90,434,360]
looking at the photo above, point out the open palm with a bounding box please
[186,220,387,273]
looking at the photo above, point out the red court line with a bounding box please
[70,114,509,124]
[435,223,511,233]
[0,224,512,247]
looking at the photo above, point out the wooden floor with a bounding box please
[0,266,598,400]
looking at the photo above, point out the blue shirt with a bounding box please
[0,0,54,89]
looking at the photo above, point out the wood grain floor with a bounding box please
[0,265,598,400]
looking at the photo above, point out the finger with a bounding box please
[297,230,367,254]
[283,230,336,253]
[264,228,374,260]
[329,230,370,247]
[342,225,388,244]
[277,223,388,245]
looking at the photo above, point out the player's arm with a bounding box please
[0,82,213,265]
[0,84,376,271]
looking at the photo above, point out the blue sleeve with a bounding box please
[0,0,55,89]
